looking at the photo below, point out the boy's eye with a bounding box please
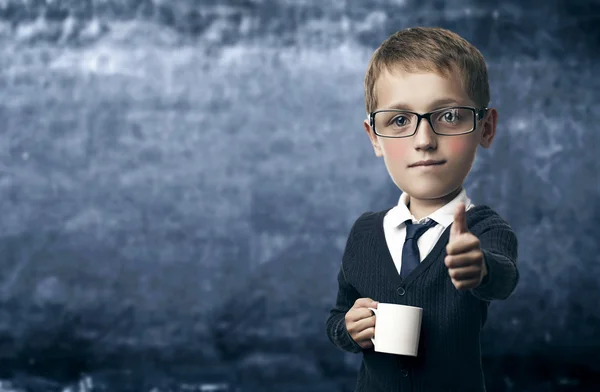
[391,115,410,127]
[440,109,460,123]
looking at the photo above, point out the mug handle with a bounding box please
[368,307,377,345]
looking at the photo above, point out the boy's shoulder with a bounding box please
[351,208,391,228]
[344,208,390,239]
[466,204,514,233]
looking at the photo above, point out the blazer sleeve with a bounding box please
[325,215,368,354]
[471,222,519,301]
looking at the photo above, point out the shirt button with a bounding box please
[400,369,409,377]
[397,287,405,296]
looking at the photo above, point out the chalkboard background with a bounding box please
[0,0,598,391]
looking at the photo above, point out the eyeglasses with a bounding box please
[369,106,488,138]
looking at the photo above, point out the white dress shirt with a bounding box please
[383,188,474,275]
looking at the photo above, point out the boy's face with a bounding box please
[363,67,497,202]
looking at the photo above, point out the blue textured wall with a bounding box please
[0,1,598,391]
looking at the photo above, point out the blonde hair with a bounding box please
[364,27,490,113]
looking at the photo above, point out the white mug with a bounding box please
[368,302,423,357]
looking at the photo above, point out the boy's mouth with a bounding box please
[409,160,446,168]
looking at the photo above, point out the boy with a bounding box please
[325,27,519,391]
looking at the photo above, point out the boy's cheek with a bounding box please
[446,137,473,154]
[380,140,410,161]
[445,138,480,165]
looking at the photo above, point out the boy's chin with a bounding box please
[398,184,461,201]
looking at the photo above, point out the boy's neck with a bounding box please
[406,187,463,221]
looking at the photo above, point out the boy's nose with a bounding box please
[413,119,438,150]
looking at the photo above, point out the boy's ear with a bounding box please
[363,119,383,157]
[479,108,498,148]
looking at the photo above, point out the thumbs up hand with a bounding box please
[445,202,487,290]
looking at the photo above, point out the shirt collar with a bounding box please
[386,188,473,228]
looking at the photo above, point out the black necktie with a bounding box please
[400,219,437,279]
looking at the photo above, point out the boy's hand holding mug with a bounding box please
[445,202,488,290]
[345,298,378,349]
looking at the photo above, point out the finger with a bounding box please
[446,234,480,255]
[452,277,481,290]
[353,315,376,332]
[445,250,483,269]
[346,307,376,323]
[447,265,481,281]
[353,297,379,309]
[353,326,375,343]
[359,340,374,349]
[450,202,468,241]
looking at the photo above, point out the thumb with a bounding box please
[450,202,468,240]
